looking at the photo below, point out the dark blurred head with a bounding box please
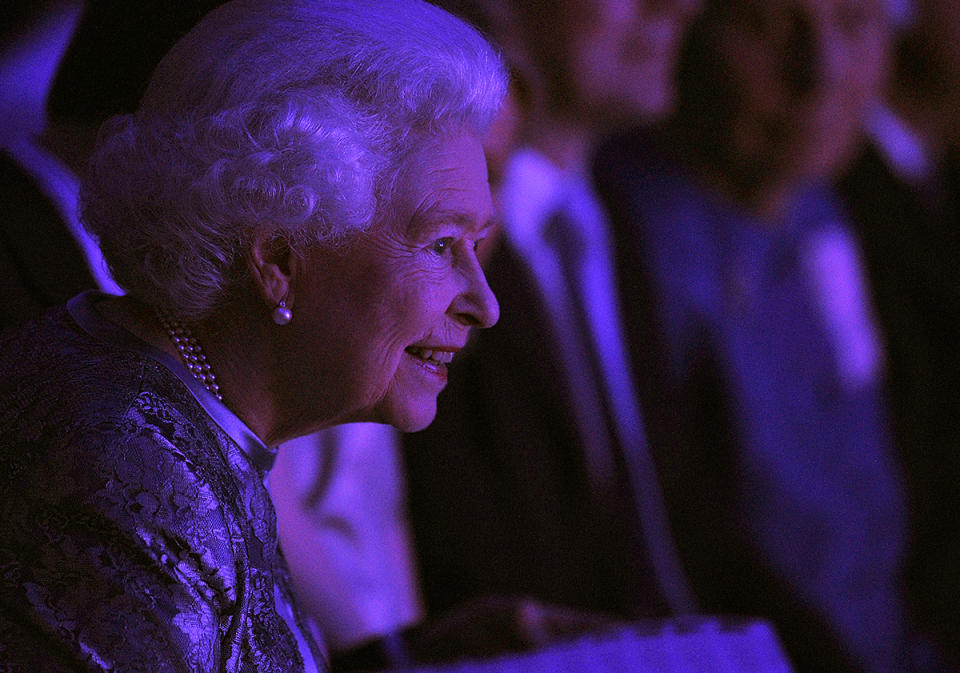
[895,0,960,141]
[511,0,702,125]
[47,0,225,123]
[671,0,892,207]
[1,0,62,45]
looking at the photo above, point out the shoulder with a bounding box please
[0,310,251,670]
[0,331,243,580]
[1,308,240,557]
[2,305,227,486]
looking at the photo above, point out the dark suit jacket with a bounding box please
[591,128,902,673]
[838,143,960,666]
[0,150,96,329]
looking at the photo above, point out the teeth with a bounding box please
[407,347,454,364]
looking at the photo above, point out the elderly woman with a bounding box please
[0,0,504,670]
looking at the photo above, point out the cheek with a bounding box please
[310,268,407,371]
[395,276,454,330]
[718,38,783,112]
[369,268,454,345]
[567,37,607,90]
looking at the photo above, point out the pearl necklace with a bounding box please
[156,310,223,401]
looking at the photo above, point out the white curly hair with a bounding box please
[81,0,507,318]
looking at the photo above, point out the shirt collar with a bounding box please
[867,104,934,185]
[499,148,565,254]
[498,147,608,255]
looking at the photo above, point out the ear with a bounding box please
[247,231,298,309]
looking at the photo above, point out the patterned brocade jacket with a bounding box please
[0,292,326,672]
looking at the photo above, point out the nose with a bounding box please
[451,257,499,329]
[782,7,817,97]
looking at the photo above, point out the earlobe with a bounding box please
[247,232,297,313]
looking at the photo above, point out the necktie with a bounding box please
[543,208,698,615]
[543,209,620,499]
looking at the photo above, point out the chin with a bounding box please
[380,399,438,433]
[608,80,674,124]
[398,415,437,433]
[391,413,437,434]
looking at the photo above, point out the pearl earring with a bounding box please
[272,299,293,325]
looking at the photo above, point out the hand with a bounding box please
[403,594,622,665]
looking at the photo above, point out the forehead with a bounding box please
[722,0,886,22]
[562,0,628,21]
[394,132,493,232]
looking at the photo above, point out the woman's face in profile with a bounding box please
[290,131,499,432]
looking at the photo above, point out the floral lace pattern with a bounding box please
[0,301,325,672]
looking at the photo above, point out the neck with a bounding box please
[97,294,301,447]
[156,311,223,400]
[525,113,597,175]
[667,119,806,224]
[95,295,176,355]
[888,82,954,161]
[726,175,797,223]
[682,152,798,224]
[192,298,293,446]
[198,293,356,446]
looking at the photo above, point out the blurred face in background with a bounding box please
[558,0,703,122]
[913,0,960,88]
[900,0,960,138]
[714,0,891,186]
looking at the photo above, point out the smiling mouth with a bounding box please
[404,347,455,366]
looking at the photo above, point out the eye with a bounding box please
[429,237,455,255]
[473,237,485,253]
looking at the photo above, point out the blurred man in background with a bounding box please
[839,0,960,665]
[595,0,949,670]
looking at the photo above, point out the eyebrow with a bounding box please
[418,208,498,231]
